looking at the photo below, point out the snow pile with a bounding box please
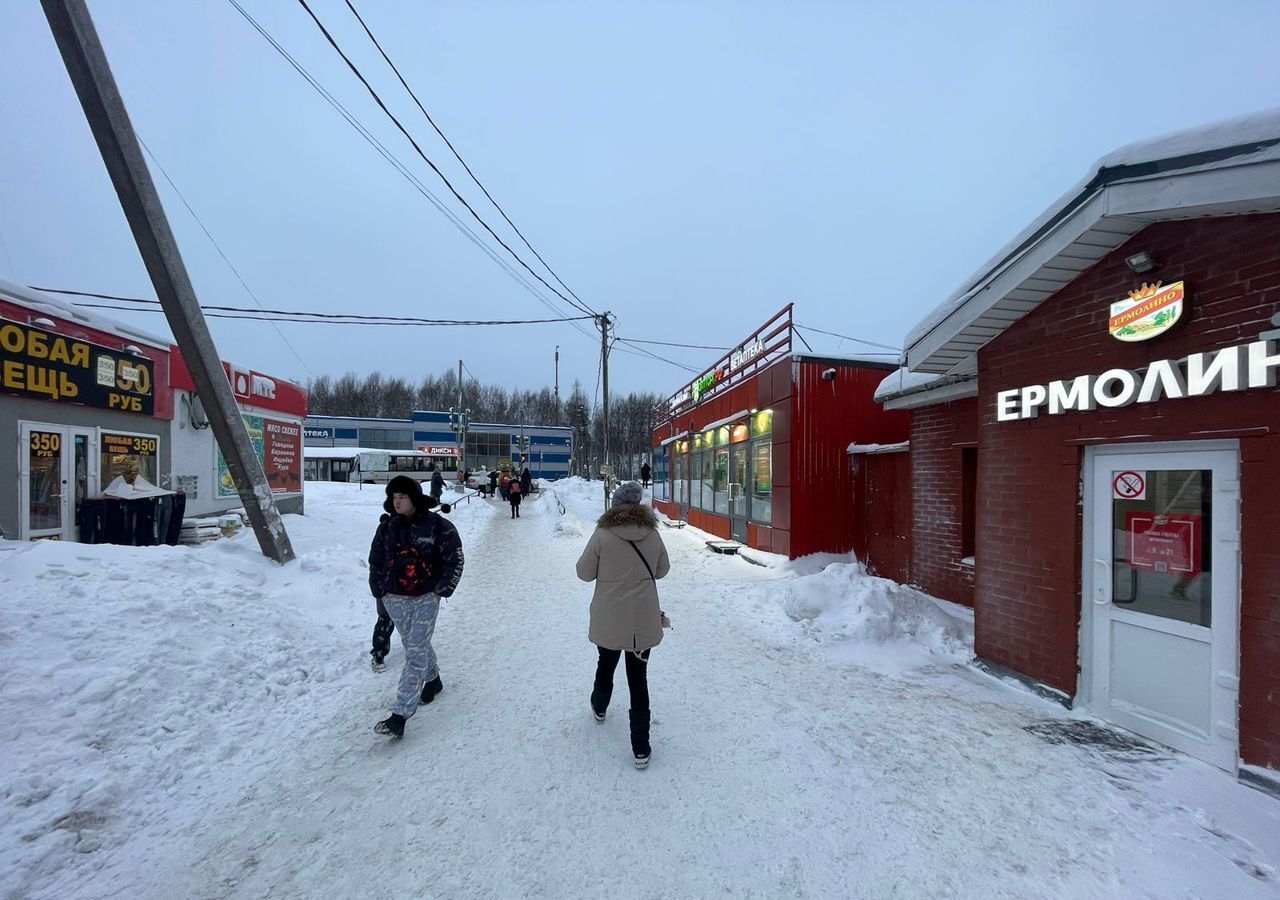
[782,560,973,671]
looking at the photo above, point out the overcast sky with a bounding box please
[2,1,1278,406]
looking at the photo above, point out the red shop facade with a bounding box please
[880,112,1280,788]
[650,305,908,559]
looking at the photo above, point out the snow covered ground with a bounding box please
[2,478,1278,900]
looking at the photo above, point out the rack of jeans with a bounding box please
[77,492,187,546]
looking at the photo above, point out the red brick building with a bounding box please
[651,305,907,559]
[875,111,1280,791]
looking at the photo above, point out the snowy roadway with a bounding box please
[2,480,1279,899]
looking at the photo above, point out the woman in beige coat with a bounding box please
[575,481,670,768]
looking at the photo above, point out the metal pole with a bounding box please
[456,359,463,479]
[600,312,611,511]
[554,344,559,408]
[40,0,295,563]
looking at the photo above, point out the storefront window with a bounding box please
[101,431,159,487]
[751,440,772,524]
[752,409,773,437]
[713,447,729,514]
[716,426,730,447]
[674,452,687,507]
[698,450,714,511]
[730,422,749,443]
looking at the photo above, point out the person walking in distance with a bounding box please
[575,481,669,769]
[430,467,446,503]
[508,475,523,518]
[640,460,651,488]
[520,465,533,498]
[367,476,464,739]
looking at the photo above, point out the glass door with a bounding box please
[19,423,94,541]
[728,444,749,541]
[1084,443,1240,771]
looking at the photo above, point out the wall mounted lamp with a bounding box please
[122,344,143,355]
[1124,251,1158,274]
[29,316,56,329]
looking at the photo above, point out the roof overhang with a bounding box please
[907,154,1280,375]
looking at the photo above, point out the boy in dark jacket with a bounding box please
[368,475,465,738]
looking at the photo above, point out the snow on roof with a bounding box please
[0,278,171,349]
[904,107,1280,352]
[874,367,947,402]
[846,441,909,454]
[793,351,901,368]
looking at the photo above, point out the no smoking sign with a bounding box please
[1112,470,1146,500]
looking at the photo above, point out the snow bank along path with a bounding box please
[1,481,1278,899]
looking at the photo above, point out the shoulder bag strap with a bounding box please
[624,538,656,582]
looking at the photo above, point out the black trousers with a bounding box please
[593,646,650,713]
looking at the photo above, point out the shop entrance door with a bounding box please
[728,445,749,542]
[1083,442,1239,771]
[19,422,96,542]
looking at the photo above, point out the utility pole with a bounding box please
[599,312,612,510]
[40,0,294,563]
[451,359,467,480]
[554,344,560,407]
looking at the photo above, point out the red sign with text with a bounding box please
[1126,512,1201,575]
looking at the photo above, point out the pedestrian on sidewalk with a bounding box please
[367,475,465,739]
[430,468,446,502]
[488,468,499,498]
[520,465,533,498]
[508,476,523,518]
[575,480,670,769]
[640,460,651,488]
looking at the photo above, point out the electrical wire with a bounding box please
[794,322,901,352]
[137,136,313,377]
[294,0,596,319]
[34,287,594,326]
[65,301,593,327]
[226,0,598,347]
[615,337,731,352]
[342,0,594,317]
[612,338,701,373]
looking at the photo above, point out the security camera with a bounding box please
[822,368,837,381]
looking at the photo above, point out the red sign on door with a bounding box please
[1126,512,1201,574]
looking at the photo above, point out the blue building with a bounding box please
[303,412,573,480]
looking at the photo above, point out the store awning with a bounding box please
[695,409,751,433]
[659,431,690,448]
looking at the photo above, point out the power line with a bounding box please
[65,301,594,328]
[794,322,901,353]
[617,337,731,351]
[612,338,701,373]
[225,0,599,348]
[342,0,594,317]
[34,287,594,326]
[137,136,313,377]
[294,0,596,319]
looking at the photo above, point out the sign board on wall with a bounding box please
[1,319,154,414]
[217,414,302,497]
[1109,281,1186,342]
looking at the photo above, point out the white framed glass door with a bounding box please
[19,422,96,541]
[1082,441,1240,771]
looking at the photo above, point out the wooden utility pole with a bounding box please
[41,0,295,563]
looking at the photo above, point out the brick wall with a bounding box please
[909,397,977,606]
[974,211,1280,769]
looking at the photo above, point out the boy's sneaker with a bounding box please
[633,753,650,770]
[371,653,386,672]
[373,713,405,739]
[419,676,444,705]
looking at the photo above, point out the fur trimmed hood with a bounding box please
[597,503,657,529]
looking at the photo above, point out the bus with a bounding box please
[303,447,441,485]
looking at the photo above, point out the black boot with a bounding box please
[629,709,651,768]
[373,713,405,739]
[590,686,610,722]
[419,676,444,705]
